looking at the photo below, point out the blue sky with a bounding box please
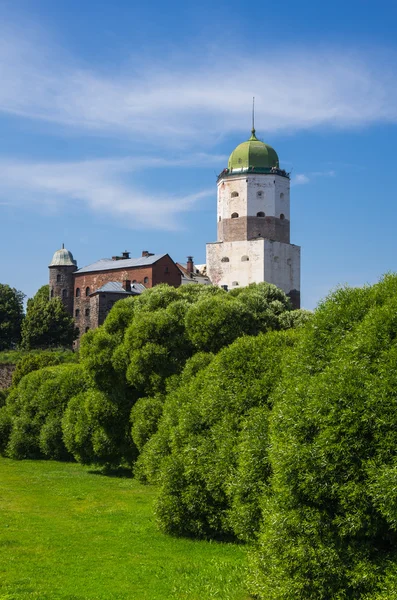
[1,0,397,309]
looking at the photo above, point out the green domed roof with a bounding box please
[228,129,279,172]
[49,245,77,267]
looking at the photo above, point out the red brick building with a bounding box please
[49,247,182,344]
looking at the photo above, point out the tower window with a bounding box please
[280,193,284,199]
[231,212,239,219]
[75,309,80,317]
[75,288,80,297]
[257,191,263,198]
[241,256,249,262]
[85,308,90,316]
[231,191,239,198]
[144,277,149,284]
[62,289,67,298]
[85,287,90,297]
[257,211,265,217]
[50,289,54,298]
[57,274,61,283]
[85,327,90,333]
[280,213,285,220]
[221,257,229,263]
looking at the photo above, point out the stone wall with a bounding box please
[0,364,15,389]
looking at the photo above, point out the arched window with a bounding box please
[280,213,285,220]
[231,212,239,219]
[75,288,80,297]
[62,289,67,298]
[75,309,80,317]
[144,277,149,284]
[50,289,54,298]
[221,257,230,263]
[85,327,90,333]
[241,256,249,262]
[257,211,265,217]
[232,281,239,286]
[57,274,61,283]
[231,191,239,198]
[85,287,90,297]
[85,308,90,316]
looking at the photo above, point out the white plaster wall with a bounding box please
[217,176,248,222]
[263,239,300,294]
[217,173,290,229]
[206,238,300,294]
[207,239,265,288]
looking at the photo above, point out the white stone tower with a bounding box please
[206,124,301,307]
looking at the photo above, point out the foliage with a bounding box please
[62,386,137,467]
[20,285,77,350]
[249,274,397,600]
[11,348,77,387]
[3,363,88,460]
[0,283,25,350]
[138,331,295,541]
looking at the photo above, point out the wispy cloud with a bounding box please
[0,157,214,230]
[292,170,336,186]
[1,25,397,145]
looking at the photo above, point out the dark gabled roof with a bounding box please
[90,281,146,296]
[76,254,167,275]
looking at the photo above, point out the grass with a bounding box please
[0,458,250,600]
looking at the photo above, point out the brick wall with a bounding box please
[0,364,15,389]
[219,216,290,243]
[73,254,181,344]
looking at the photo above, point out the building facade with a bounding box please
[206,128,301,307]
[49,248,183,344]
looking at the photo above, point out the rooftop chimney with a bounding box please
[142,250,149,257]
[122,251,130,259]
[187,256,194,274]
[123,279,131,292]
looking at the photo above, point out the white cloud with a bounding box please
[0,157,214,230]
[292,170,336,186]
[293,174,311,185]
[1,26,397,146]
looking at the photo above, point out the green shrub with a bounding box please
[139,331,295,540]
[62,387,137,467]
[4,363,88,460]
[249,275,397,600]
[11,349,77,388]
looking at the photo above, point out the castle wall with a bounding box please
[206,238,300,307]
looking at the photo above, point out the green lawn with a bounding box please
[0,458,250,600]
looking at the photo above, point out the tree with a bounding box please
[20,285,77,349]
[0,284,25,350]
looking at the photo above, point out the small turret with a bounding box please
[48,244,77,316]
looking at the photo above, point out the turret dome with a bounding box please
[228,129,279,172]
[49,245,77,267]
